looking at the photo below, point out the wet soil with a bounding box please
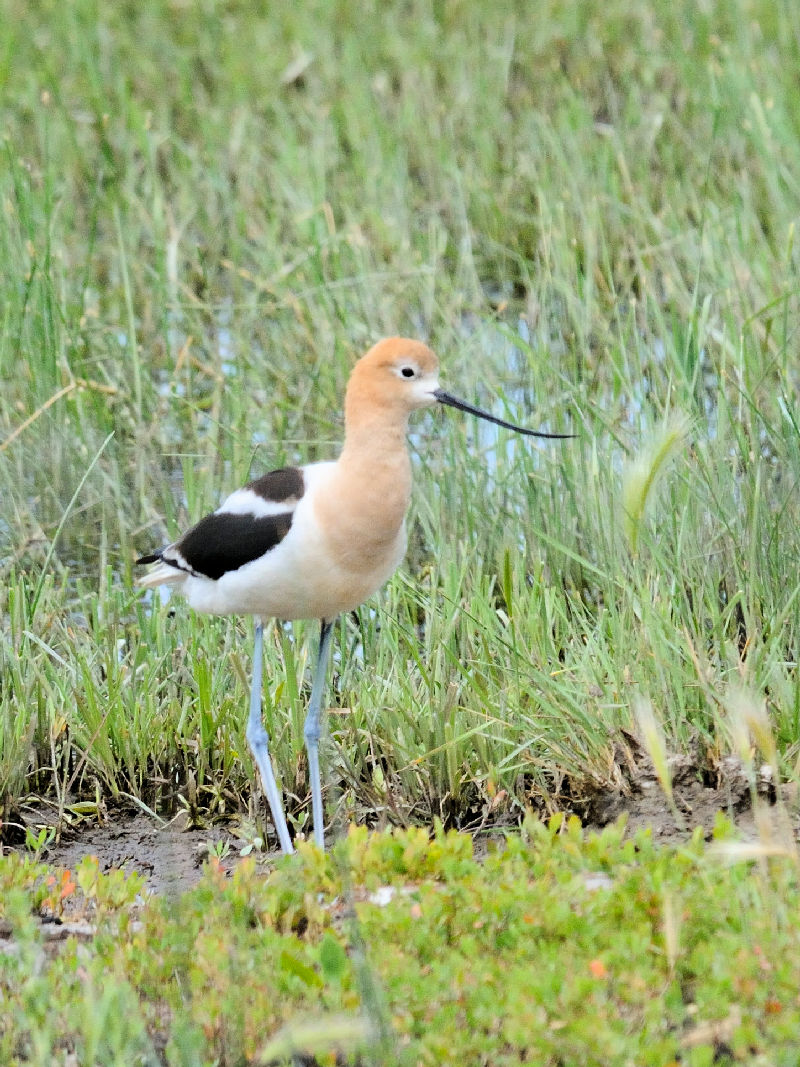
[4,806,245,896]
[5,742,797,895]
[574,747,788,843]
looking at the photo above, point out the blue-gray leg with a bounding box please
[303,618,336,850]
[245,617,294,855]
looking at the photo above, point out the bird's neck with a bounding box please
[340,405,409,465]
[337,411,412,513]
[311,408,413,571]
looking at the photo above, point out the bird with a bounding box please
[137,337,573,854]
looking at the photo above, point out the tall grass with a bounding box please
[2,0,799,837]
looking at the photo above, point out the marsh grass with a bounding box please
[2,0,800,839]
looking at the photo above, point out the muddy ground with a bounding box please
[4,745,796,895]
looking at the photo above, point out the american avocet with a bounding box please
[137,337,572,854]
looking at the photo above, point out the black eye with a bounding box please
[401,366,415,378]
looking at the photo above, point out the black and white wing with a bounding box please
[137,466,305,585]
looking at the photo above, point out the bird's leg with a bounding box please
[245,617,294,855]
[303,618,336,850]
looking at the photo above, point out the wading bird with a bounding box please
[137,338,572,854]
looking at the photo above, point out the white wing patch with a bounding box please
[218,487,297,518]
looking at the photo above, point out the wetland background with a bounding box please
[2,2,800,1062]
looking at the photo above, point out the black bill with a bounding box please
[433,389,576,440]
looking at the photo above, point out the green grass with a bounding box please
[2,0,800,838]
[3,819,800,1065]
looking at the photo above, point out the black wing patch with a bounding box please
[173,511,294,581]
[136,467,303,580]
[136,551,163,565]
[247,467,305,503]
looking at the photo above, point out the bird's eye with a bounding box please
[400,366,416,379]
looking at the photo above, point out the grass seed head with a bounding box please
[622,413,692,555]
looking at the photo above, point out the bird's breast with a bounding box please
[311,459,411,574]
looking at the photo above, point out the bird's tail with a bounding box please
[136,559,186,589]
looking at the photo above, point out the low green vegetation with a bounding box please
[2,820,800,1065]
